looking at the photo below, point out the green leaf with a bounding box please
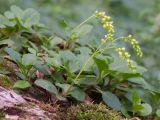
[15,72,26,80]
[45,57,61,68]
[0,15,15,27]
[0,39,14,47]
[56,83,71,93]
[138,103,152,116]
[132,91,141,105]
[34,79,58,95]
[34,62,51,75]
[23,8,40,28]
[13,80,31,89]
[56,94,67,101]
[102,91,121,110]
[131,91,144,112]
[94,54,112,83]
[10,5,24,19]
[4,47,21,62]
[75,47,92,55]
[28,48,37,54]
[4,11,14,19]
[50,36,64,47]
[60,50,76,64]
[156,109,160,117]
[128,77,153,90]
[94,54,109,73]
[76,77,96,86]
[69,87,85,101]
[133,104,144,112]
[74,24,93,37]
[59,20,68,28]
[76,53,93,72]
[121,105,130,118]
[109,54,147,74]
[60,50,80,72]
[22,54,37,66]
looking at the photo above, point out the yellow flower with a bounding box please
[123,35,143,57]
[116,47,136,71]
[95,11,114,42]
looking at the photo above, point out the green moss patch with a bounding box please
[0,74,13,88]
[57,103,124,120]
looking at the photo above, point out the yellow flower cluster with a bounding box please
[126,35,143,57]
[116,47,136,71]
[94,11,142,71]
[131,39,143,57]
[95,11,114,42]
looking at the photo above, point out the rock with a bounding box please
[0,86,57,119]
[0,86,26,109]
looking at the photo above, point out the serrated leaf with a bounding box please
[13,80,31,89]
[102,91,121,110]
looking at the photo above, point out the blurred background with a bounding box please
[0,0,160,91]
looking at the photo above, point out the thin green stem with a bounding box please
[74,42,103,81]
[99,46,116,53]
[112,37,125,42]
[71,14,95,33]
[65,14,95,49]
[65,43,103,94]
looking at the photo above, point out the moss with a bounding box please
[0,74,13,88]
[0,110,5,120]
[57,103,124,120]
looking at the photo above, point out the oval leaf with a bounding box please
[13,80,31,89]
[75,24,93,37]
[139,103,152,116]
[4,47,21,62]
[34,79,58,95]
[102,91,121,110]
[69,87,85,101]
[22,54,37,65]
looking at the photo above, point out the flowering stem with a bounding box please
[112,37,125,42]
[74,43,103,81]
[65,43,103,95]
[99,46,116,53]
